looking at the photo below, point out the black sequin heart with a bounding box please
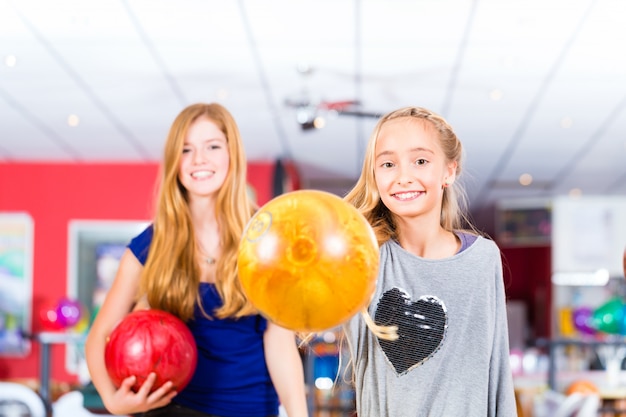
[374,288,448,375]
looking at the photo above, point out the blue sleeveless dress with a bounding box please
[129,226,279,417]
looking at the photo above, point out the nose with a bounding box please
[192,149,205,164]
[396,164,414,185]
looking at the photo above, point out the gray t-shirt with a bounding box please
[344,235,516,416]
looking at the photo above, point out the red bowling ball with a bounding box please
[104,309,197,393]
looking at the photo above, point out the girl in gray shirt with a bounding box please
[343,106,516,416]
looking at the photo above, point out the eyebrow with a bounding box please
[184,137,225,145]
[375,147,434,159]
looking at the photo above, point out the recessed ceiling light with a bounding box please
[296,62,313,76]
[500,56,515,69]
[4,55,17,67]
[216,88,229,100]
[560,117,573,129]
[569,188,582,198]
[519,173,533,186]
[67,114,80,127]
[489,89,503,101]
[313,117,326,129]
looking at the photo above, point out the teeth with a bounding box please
[191,171,213,179]
[394,192,419,200]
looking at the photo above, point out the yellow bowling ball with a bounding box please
[237,189,379,332]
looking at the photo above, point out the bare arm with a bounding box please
[264,322,309,417]
[84,248,175,415]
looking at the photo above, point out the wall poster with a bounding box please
[0,212,33,356]
[65,219,148,377]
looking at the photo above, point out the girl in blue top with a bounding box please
[85,103,309,417]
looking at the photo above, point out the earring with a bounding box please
[442,180,451,190]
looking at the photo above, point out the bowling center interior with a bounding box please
[3,2,626,416]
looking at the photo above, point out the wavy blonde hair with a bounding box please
[140,103,257,321]
[345,106,476,246]
[342,106,480,341]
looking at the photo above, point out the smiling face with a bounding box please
[374,117,457,221]
[178,116,230,199]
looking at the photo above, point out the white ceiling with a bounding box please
[2,0,626,215]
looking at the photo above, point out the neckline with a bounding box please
[388,233,479,260]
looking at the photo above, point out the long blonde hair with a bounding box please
[140,103,257,321]
[345,106,474,246]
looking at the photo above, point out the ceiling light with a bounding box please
[296,107,324,131]
[560,117,573,129]
[216,88,229,100]
[489,89,503,101]
[67,114,80,127]
[500,56,515,69]
[568,188,582,198]
[296,109,310,124]
[4,55,17,67]
[313,117,325,129]
[296,62,313,76]
[519,173,533,186]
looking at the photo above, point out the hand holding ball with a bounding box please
[237,190,379,332]
[104,309,197,393]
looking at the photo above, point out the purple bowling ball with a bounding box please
[55,298,82,328]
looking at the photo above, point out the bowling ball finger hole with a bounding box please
[288,236,318,265]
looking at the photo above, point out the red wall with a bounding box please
[500,245,552,340]
[0,161,286,384]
